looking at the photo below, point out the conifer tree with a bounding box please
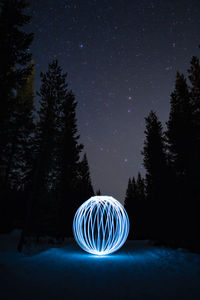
[136,173,145,200]
[96,189,101,195]
[188,56,200,181]
[187,57,200,249]
[34,60,61,193]
[124,177,136,239]
[5,60,35,190]
[56,86,83,238]
[142,111,168,241]
[166,72,195,245]
[188,56,200,110]
[166,72,193,176]
[18,60,35,190]
[0,0,33,233]
[76,153,94,208]
[134,173,146,239]
[18,59,86,248]
[124,174,146,240]
[0,0,33,187]
[18,60,64,250]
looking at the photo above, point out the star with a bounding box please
[165,66,172,71]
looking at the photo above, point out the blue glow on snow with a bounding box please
[73,196,129,255]
[38,241,156,265]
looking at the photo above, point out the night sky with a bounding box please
[27,0,200,202]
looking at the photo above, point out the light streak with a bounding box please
[73,196,129,255]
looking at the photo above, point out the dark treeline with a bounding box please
[0,0,94,251]
[125,57,200,252]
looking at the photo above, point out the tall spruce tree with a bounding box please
[56,86,83,238]
[10,61,35,230]
[0,0,33,233]
[96,189,101,195]
[5,60,35,190]
[142,111,168,241]
[188,56,200,182]
[166,72,193,176]
[18,60,35,190]
[18,60,64,250]
[188,56,200,249]
[34,61,62,193]
[0,0,33,187]
[134,173,146,239]
[124,177,136,239]
[166,72,195,246]
[124,174,146,240]
[188,57,200,249]
[76,153,94,208]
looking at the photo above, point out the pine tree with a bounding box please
[124,177,136,239]
[56,86,83,238]
[0,0,33,187]
[188,56,200,180]
[18,60,64,250]
[187,57,200,249]
[166,72,195,246]
[0,0,33,233]
[188,56,200,111]
[76,153,94,208]
[136,173,145,200]
[166,72,193,176]
[96,189,101,195]
[134,173,146,239]
[5,60,35,190]
[34,60,62,193]
[18,60,35,190]
[142,111,168,241]
[124,174,146,240]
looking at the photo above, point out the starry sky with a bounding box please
[27,0,200,203]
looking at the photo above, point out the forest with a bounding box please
[0,0,199,253]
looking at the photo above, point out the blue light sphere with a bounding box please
[73,196,129,255]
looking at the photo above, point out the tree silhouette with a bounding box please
[142,111,168,242]
[166,72,193,176]
[166,72,196,246]
[0,0,33,233]
[188,56,200,249]
[134,173,146,239]
[75,153,94,209]
[18,60,76,249]
[124,174,146,240]
[6,60,35,191]
[53,64,83,239]
[0,0,33,185]
[96,189,101,195]
[124,177,135,239]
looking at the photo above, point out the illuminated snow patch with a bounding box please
[73,196,129,255]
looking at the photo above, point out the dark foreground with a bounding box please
[0,230,200,300]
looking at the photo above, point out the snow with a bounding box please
[0,230,200,300]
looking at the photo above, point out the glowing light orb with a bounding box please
[73,196,129,255]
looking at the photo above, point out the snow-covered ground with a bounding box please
[0,230,200,300]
